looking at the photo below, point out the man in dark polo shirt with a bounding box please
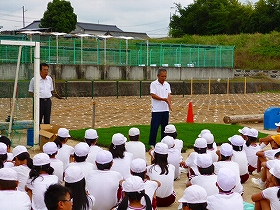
[28,63,54,124]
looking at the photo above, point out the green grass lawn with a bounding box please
[69,123,268,151]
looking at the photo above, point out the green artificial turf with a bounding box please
[69,123,268,151]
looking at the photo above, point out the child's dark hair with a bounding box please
[0,154,7,168]
[129,135,139,141]
[246,136,258,147]
[54,136,67,149]
[14,152,33,169]
[194,147,207,154]
[74,154,87,162]
[165,132,177,139]
[0,136,11,148]
[274,151,280,159]
[96,161,112,170]
[151,152,169,175]
[0,179,18,190]
[198,164,214,175]
[182,202,207,210]
[232,145,243,151]
[29,164,54,183]
[131,171,146,180]
[117,190,152,210]
[85,139,97,147]
[109,143,125,159]
[207,143,214,149]
[220,154,231,161]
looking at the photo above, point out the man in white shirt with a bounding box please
[149,69,172,147]
[28,63,54,124]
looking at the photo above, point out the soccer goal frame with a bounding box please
[0,40,40,148]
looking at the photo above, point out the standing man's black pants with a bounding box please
[40,98,52,124]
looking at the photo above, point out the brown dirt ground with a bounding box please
[1,93,279,209]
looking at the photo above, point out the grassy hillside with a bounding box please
[148,31,280,70]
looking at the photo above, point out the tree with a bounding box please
[40,0,77,33]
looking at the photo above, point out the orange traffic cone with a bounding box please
[186,101,194,123]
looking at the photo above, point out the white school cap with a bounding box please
[58,128,71,138]
[95,150,113,164]
[43,142,58,155]
[275,122,280,127]
[33,153,50,166]
[74,142,90,157]
[228,135,244,146]
[130,158,146,173]
[194,153,213,168]
[270,164,280,179]
[198,129,211,137]
[217,168,236,191]
[194,138,207,148]
[161,136,175,149]
[164,124,176,133]
[247,128,258,138]
[85,129,98,139]
[154,142,168,155]
[220,143,233,157]
[12,145,28,158]
[112,133,127,145]
[200,132,214,144]
[122,175,145,192]
[64,166,84,183]
[129,128,140,136]
[0,142,7,155]
[178,185,207,203]
[0,168,17,181]
[238,127,250,135]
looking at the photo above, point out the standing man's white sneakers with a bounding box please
[251,178,265,189]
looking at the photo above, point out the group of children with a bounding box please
[1,122,280,210]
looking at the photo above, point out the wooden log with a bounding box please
[223,114,263,124]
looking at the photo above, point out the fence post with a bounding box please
[191,78,193,95]
[182,81,185,97]
[92,101,96,128]
[227,77,230,94]
[91,80,94,99]
[244,77,247,94]
[116,80,119,98]
[209,77,211,95]
[140,81,142,98]
[65,81,68,99]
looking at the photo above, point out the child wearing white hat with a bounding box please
[86,150,123,210]
[207,168,244,210]
[109,133,134,179]
[146,142,176,207]
[130,158,160,210]
[125,127,146,162]
[85,129,103,164]
[161,135,181,180]
[117,176,152,210]
[178,184,207,210]
[243,128,261,174]
[187,153,218,196]
[200,132,218,162]
[11,145,33,192]
[181,137,207,179]
[0,142,10,168]
[259,122,280,149]
[164,124,183,153]
[64,166,95,210]
[67,142,96,178]
[0,168,31,210]
[55,128,74,171]
[0,135,13,163]
[238,126,250,141]
[252,164,280,210]
[229,135,249,183]
[213,143,244,195]
[43,142,64,184]
[26,153,58,210]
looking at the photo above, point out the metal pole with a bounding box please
[116,80,119,98]
[92,102,96,128]
[65,81,68,99]
[91,80,94,99]
[34,42,40,147]
[140,81,142,98]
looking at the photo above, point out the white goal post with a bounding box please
[0,40,40,148]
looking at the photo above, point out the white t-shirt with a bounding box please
[56,144,74,170]
[29,75,54,98]
[191,174,219,196]
[86,145,103,164]
[0,190,31,210]
[174,139,183,153]
[11,165,31,192]
[213,161,244,194]
[87,194,95,210]
[207,192,244,210]
[111,151,134,179]
[265,148,280,160]
[185,151,200,175]
[262,186,280,210]
[150,79,171,112]
[125,141,146,161]
[146,164,175,198]
[26,174,58,210]
[86,170,123,210]
[231,150,249,176]
[50,158,64,184]
[207,149,219,163]
[142,179,158,206]
[244,143,261,168]
[167,147,181,179]
[67,161,96,179]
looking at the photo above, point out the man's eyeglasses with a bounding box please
[61,198,73,203]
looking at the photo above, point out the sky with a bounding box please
[0,0,258,38]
